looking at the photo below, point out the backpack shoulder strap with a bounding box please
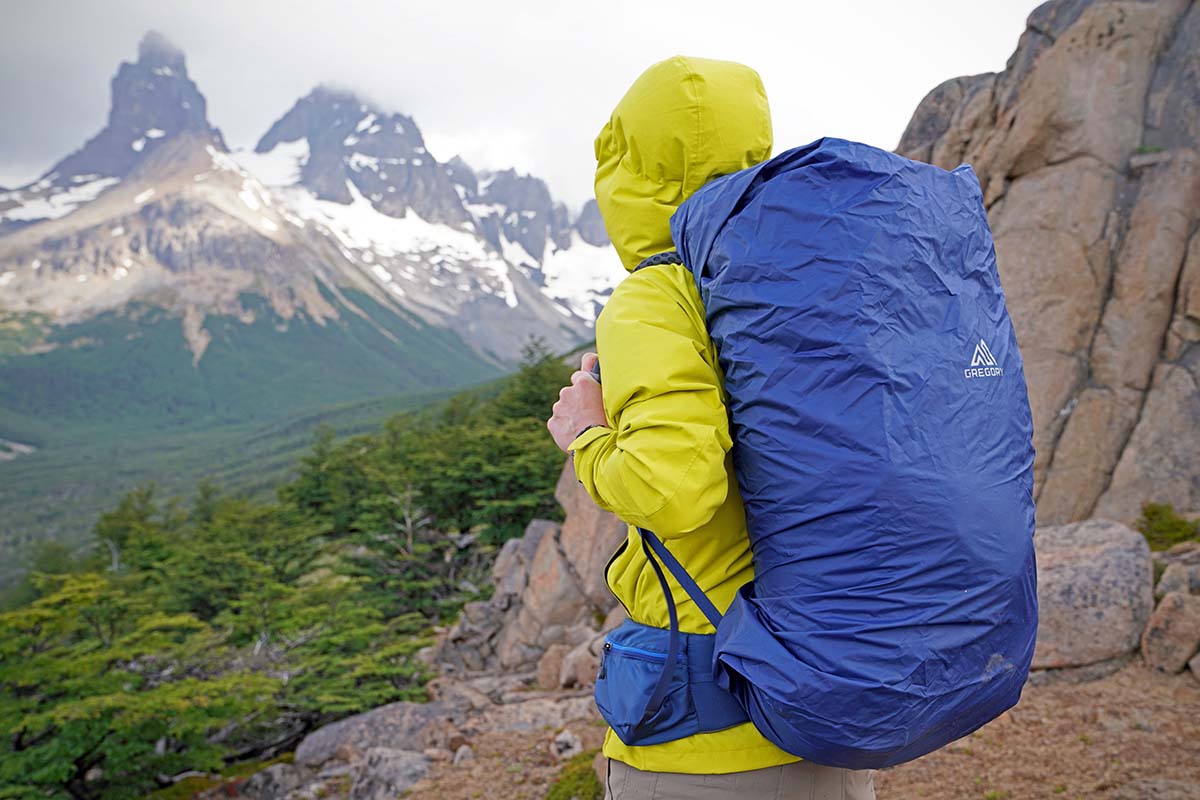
[638,527,724,629]
[633,251,684,272]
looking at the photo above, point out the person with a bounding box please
[546,56,876,800]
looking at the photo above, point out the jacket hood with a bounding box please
[593,56,773,272]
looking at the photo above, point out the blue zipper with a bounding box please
[603,640,686,663]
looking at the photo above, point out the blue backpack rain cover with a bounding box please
[668,138,1038,769]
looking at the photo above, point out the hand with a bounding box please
[547,352,608,453]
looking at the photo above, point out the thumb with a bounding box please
[581,352,598,371]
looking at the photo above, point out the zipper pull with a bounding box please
[598,641,612,680]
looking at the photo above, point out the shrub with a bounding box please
[1136,502,1199,551]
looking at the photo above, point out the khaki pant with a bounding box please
[603,758,876,800]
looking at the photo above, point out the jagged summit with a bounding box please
[0,32,224,233]
[253,85,468,225]
[57,30,224,181]
[574,199,609,247]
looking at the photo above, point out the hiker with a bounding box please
[546,56,876,800]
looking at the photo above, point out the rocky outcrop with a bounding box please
[435,461,626,676]
[1033,520,1154,673]
[898,0,1200,525]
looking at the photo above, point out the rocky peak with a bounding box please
[0,32,224,233]
[254,86,468,226]
[573,199,609,247]
[52,32,224,186]
[445,155,479,200]
[466,168,579,267]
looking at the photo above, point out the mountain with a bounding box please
[0,32,225,238]
[0,35,619,369]
[898,0,1199,524]
[0,32,621,575]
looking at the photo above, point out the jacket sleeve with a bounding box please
[569,267,733,538]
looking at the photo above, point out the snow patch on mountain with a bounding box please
[539,232,625,319]
[0,177,121,222]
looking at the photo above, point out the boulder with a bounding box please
[433,458,626,678]
[550,729,583,761]
[493,613,549,671]
[294,701,454,768]
[1033,520,1154,669]
[348,748,428,800]
[1141,591,1200,673]
[1156,561,1200,598]
[1189,651,1200,682]
[433,517,555,674]
[537,643,574,690]
[493,519,554,599]
[559,634,604,689]
[238,763,305,799]
[1159,540,1200,567]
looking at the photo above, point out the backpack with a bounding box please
[594,137,1038,770]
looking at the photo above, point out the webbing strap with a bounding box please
[638,528,724,630]
[637,533,682,729]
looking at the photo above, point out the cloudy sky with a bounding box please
[1,0,1039,209]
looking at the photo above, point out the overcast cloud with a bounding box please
[0,0,1038,209]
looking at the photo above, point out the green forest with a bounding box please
[0,342,575,799]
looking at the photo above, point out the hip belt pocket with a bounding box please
[594,619,747,746]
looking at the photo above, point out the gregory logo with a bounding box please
[964,339,1003,379]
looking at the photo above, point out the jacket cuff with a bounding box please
[568,424,612,456]
[568,424,614,484]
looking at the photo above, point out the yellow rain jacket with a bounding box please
[569,56,800,775]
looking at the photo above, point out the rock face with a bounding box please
[1033,520,1154,670]
[898,0,1200,525]
[435,461,627,676]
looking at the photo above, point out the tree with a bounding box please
[488,337,574,422]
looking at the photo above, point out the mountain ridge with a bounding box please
[0,31,619,368]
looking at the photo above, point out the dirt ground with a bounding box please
[406,663,1199,799]
[407,718,609,800]
[875,664,1200,799]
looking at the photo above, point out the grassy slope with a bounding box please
[0,288,507,583]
